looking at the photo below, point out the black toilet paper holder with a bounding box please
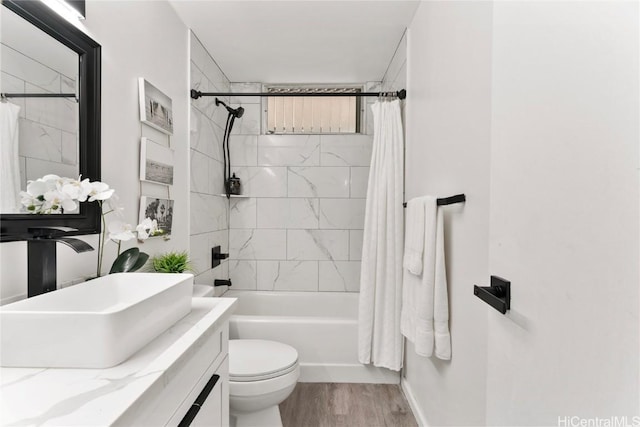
[474,276,511,314]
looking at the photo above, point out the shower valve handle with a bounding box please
[211,246,228,268]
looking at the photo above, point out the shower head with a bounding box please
[232,105,244,118]
[215,98,245,118]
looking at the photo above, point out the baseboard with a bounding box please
[401,377,429,427]
[299,363,400,384]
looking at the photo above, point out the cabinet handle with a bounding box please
[177,374,220,427]
[177,404,200,427]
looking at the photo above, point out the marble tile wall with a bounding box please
[0,44,79,190]
[227,83,376,292]
[189,33,231,293]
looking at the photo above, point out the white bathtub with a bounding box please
[224,290,399,384]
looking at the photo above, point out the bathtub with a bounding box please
[224,290,399,384]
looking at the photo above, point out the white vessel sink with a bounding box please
[0,273,193,368]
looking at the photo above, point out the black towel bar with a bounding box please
[402,193,466,208]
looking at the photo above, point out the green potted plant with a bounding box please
[149,251,192,273]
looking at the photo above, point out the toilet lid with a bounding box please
[229,339,298,382]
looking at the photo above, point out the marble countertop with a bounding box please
[0,297,237,426]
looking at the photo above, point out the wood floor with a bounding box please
[279,383,418,427]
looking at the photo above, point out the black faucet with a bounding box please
[26,227,94,297]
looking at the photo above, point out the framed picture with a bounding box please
[138,78,173,134]
[140,196,174,236]
[140,137,174,186]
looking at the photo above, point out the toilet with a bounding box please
[228,339,299,427]
[193,285,300,427]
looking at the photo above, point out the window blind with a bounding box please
[266,87,360,134]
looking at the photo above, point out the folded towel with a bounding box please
[401,196,451,360]
[433,208,451,360]
[403,197,427,275]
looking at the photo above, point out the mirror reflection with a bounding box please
[1,5,79,214]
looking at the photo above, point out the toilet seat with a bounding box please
[229,339,298,382]
[229,365,300,398]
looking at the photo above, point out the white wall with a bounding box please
[487,2,639,424]
[84,0,190,262]
[400,2,493,426]
[401,0,639,425]
[382,31,406,93]
[0,1,190,303]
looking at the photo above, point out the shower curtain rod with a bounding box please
[190,89,406,100]
[1,93,77,99]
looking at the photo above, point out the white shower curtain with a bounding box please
[358,99,404,371]
[0,102,22,213]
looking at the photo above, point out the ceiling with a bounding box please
[169,0,420,84]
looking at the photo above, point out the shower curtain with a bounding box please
[358,99,404,371]
[0,102,22,213]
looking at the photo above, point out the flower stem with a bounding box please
[97,201,107,277]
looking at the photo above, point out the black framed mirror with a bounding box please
[0,0,101,242]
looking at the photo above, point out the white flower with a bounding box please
[19,189,44,213]
[43,190,77,213]
[20,178,60,213]
[41,174,62,183]
[19,175,116,215]
[136,218,159,240]
[60,177,89,201]
[87,181,114,202]
[108,220,136,241]
[30,177,57,194]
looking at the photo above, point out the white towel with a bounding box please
[433,207,451,360]
[400,197,451,360]
[403,197,427,275]
[0,102,22,213]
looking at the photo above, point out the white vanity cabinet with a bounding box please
[124,321,231,426]
[0,298,236,427]
[176,358,229,427]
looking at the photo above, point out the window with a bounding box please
[265,86,361,134]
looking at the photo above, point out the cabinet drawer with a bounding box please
[177,356,229,427]
[116,324,227,426]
